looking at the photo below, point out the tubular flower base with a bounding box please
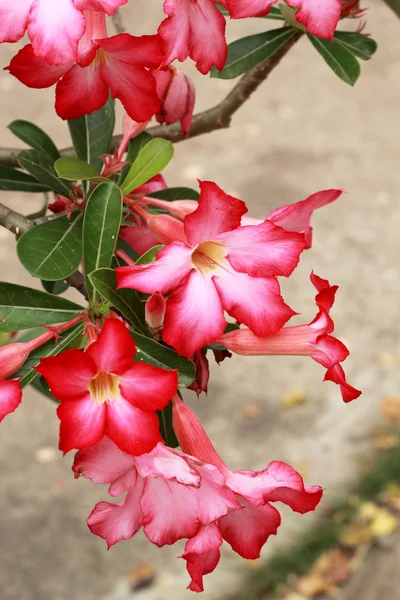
[36,318,178,455]
[116,180,306,357]
[217,272,361,402]
[73,397,322,592]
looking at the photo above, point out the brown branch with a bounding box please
[0,32,302,167]
[0,202,87,299]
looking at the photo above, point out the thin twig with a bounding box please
[0,32,302,167]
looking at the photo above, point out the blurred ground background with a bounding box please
[0,1,400,599]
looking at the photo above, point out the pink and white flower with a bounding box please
[36,318,178,455]
[217,272,361,402]
[0,380,22,423]
[0,0,127,65]
[116,181,306,358]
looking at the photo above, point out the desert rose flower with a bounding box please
[6,11,164,122]
[0,380,22,423]
[0,0,127,65]
[117,181,306,357]
[217,272,361,402]
[153,66,195,136]
[36,318,178,455]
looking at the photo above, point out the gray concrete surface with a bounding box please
[0,2,400,599]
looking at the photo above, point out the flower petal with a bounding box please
[119,363,178,411]
[85,318,136,374]
[0,379,22,423]
[184,181,247,246]
[0,0,32,43]
[116,241,193,294]
[226,0,276,19]
[6,44,71,88]
[36,349,96,401]
[87,469,144,548]
[73,0,127,15]
[55,60,109,120]
[72,435,135,483]
[285,0,341,39]
[163,270,226,358]
[57,394,106,453]
[180,524,223,592]
[135,443,201,486]
[268,189,343,248]
[106,397,162,455]
[28,0,85,65]
[214,269,295,336]
[191,461,242,523]
[220,220,305,278]
[324,364,361,403]
[219,500,281,559]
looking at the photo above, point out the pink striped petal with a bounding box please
[226,0,275,19]
[106,397,162,455]
[6,44,72,88]
[55,60,109,120]
[116,241,193,294]
[286,0,341,39]
[72,435,135,483]
[0,0,32,43]
[180,524,223,592]
[28,0,85,65]
[219,500,281,559]
[184,181,247,247]
[163,270,226,358]
[85,319,136,375]
[119,363,178,411]
[0,379,22,423]
[73,0,127,15]
[135,444,201,486]
[214,269,295,336]
[219,220,305,278]
[36,350,96,401]
[57,394,106,453]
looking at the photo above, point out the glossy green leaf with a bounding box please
[135,244,163,265]
[83,183,122,304]
[17,212,84,280]
[0,166,51,192]
[308,34,360,86]
[211,27,297,79]
[158,402,179,448]
[41,279,69,295]
[120,131,152,182]
[333,31,378,61]
[8,120,60,161]
[88,268,145,332]
[54,157,107,182]
[216,4,283,19]
[68,96,115,173]
[121,138,174,194]
[0,282,83,332]
[132,332,195,387]
[17,149,72,196]
[148,187,200,201]
[14,322,85,387]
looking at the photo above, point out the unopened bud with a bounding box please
[145,292,166,333]
[188,349,209,396]
[117,113,149,161]
[153,66,195,136]
[147,197,198,221]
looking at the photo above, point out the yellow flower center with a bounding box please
[191,241,226,275]
[88,372,120,404]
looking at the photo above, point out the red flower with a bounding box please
[36,319,178,455]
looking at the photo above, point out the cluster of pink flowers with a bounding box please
[1,0,343,127]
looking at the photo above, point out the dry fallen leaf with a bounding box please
[241,403,262,419]
[380,484,400,512]
[371,428,400,451]
[296,548,352,598]
[379,396,400,424]
[129,562,156,591]
[281,387,307,409]
[340,501,398,547]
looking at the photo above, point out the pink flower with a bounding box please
[217,272,361,402]
[6,11,164,122]
[225,0,341,40]
[36,318,178,455]
[74,396,322,591]
[0,380,22,423]
[153,66,195,136]
[116,181,306,358]
[158,0,227,74]
[0,0,127,65]
[145,292,167,333]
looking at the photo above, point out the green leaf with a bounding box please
[0,282,83,332]
[54,157,107,182]
[41,279,69,295]
[83,183,123,304]
[17,212,84,280]
[121,138,174,194]
[216,3,283,19]
[15,322,84,387]
[148,187,200,201]
[88,268,145,332]
[308,34,360,86]
[333,31,378,61]
[8,120,60,161]
[158,402,179,448]
[120,132,153,182]
[17,149,72,196]
[68,96,115,173]
[132,332,195,387]
[0,166,51,192]
[135,245,163,265]
[212,27,298,79]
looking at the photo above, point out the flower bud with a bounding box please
[188,349,209,396]
[116,113,149,161]
[153,66,195,136]
[147,197,198,221]
[145,292,166,333]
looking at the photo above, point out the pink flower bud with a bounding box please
[116,113,149,161]
[145,292,166,332]
[188,349,209,396]
[146,197,198,221]
[153,66,195,136]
